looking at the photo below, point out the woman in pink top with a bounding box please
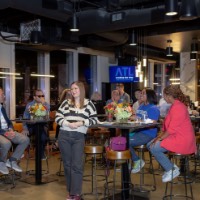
[147,85,196,183]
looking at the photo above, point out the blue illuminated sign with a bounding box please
[109,66,139,83]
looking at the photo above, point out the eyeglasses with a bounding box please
[36,95,45,98]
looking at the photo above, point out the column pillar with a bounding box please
[37,52,50,104]
[67,51,78,85]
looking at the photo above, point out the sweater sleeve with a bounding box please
[84,100,98,127]
[55,100,68,127]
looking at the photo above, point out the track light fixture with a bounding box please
[166,40,173,56]
[165,0,178,16]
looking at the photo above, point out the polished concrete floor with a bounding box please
[0,151,199,200]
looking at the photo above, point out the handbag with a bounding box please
[109,136,127,151]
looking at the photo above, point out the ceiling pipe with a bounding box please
[95,31,129,44]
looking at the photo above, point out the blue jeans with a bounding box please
[0,132,30,162]
[147,140,173,172]
[129,132,153,161]
[58,130,85,196]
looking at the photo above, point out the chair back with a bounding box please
[12,122,23,133]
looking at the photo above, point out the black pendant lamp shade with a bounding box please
[165,0,178,16]
[115,46,124,59]
[30,31,42,44]
[180,0,198,20]
[191,42,198,53]
[190,53,197,61]
[129,30,137,46]
[166,40,173,56]
[166,47,173,56]
[70,13,79,32]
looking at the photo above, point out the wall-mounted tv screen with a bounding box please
[109,66,139,83]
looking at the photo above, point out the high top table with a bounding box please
[91,121,161,199]
[14,118,58,185]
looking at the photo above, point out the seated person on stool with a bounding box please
[0,87,30,174]
[129,88,160,173]
[132,88,142,113]
[22,89,50,159]
[147,85,196,182]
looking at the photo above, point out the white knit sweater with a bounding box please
[55,98,98,134]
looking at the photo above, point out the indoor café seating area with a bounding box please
[1,0,200,199]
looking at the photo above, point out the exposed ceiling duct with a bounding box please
[0,0,200,61]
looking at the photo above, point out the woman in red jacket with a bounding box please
[147,85,196,182]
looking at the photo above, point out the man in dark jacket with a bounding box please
[0,88,29,174]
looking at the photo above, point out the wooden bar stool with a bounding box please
[163,152,194,200]
[134,145,156,192]
[83,145,105,199]
[104,150,133,200]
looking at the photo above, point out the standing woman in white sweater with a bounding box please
[55,81,98,200]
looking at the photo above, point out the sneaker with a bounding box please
[0,162,9,174]
[41,153,47,160]
[162,164,179,179]
[66,195,74,200]
[6,160,22,172]
[41,155,47,160]
[131,159,145,173]
[162,166,180,183]
[72,195,81,200]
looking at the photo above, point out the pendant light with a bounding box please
[179,0,197,20]
[30,31,42,44]
[165,0,178,16]
[70,13,79,32]
[191,39,198,53]
[190,53,197,61]
[70,1,79,32]
[166,40,173,57]
[129,30,137,46]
